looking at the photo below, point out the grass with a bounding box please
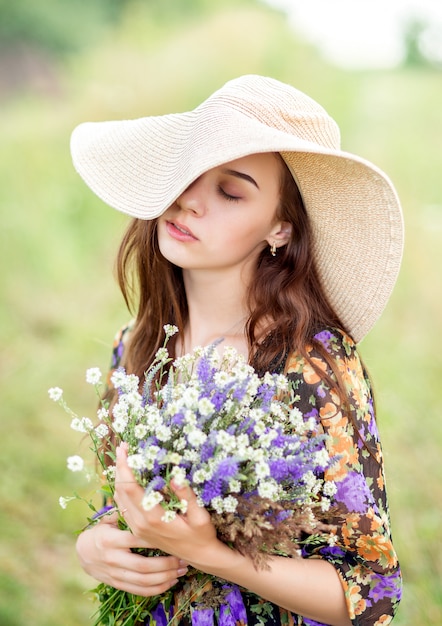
[0,3,441,624]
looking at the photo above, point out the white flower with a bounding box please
[85,367,102,385]
[187,428,207,447]
[142,490,163,511]
[163,324,179,337]
[222,495,238,513]
[155,347,169,362]
[210,496,225,514]
[323,480,337,497]
[258,429,278,448]
[182,387,199,408]
[59,496,74,509]
[103,466,116,480]
[127,454,145,470]
[165,452,182,465]
[255,461,270,479]
[111,370,139,393]
[216,431,235,451]
[170,466,187,485]
[327,533,338,546]
[134,424,148,439]
[94,424,109,439]
[113,416,128,433]
[48,387,63,402]
[288,407,303,426]
[198,397,214,416]
[314,448,330,468]
[257,479,279,499]
[183,449,199,463]
[161,510,177,522]
[270,402,284,418]
[67,455,84,472]
[177,498,188,514]
[193,468,212,484]
[97,407,109,420]
[228,479,241,492]
[71,417,93,433]
[302,470,319,492]
[156,425,172,442]
[275,374,289,392]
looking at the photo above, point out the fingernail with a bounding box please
[179,559,188,567]
[177,567,188,576]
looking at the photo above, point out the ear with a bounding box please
[266,221,292,249]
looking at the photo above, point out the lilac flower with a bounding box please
[215,458,239,482]
[191,607,214,626]
[146,475,166,493]
[201,477,224,504]
[268,458,289,482]
[221,585,248,625]
[151,601,171,626]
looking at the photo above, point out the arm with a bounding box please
[285,328,402,624]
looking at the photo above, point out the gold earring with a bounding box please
[270,242,277,257]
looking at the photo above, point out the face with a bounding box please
[157,153,290,279]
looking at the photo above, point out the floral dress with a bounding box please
[109,325,402,626]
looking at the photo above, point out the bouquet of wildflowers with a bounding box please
[51,325,338,626]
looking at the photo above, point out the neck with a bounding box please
[181,268,249,355]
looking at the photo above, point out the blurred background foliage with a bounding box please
[0,0,441,624]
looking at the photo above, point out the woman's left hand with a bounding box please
[114,444,220,565]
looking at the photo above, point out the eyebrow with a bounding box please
[222,168,260,189]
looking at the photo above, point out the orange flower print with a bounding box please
[374,615,393,625]
[341,513,361,547]
[301,357,328,385]
[346,581,367,617]
[356,534,397,566]
[377,470,385,491]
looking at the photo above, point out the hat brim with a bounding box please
[71,107,403,343]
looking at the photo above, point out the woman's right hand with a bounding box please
[76,511,189,597]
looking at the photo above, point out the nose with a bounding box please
[175,177,205,216]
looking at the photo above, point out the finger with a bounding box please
[106,554,188,597]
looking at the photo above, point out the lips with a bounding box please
[166,220,198,241]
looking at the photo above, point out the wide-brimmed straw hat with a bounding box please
[71,74,403,343]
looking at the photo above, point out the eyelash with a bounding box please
[217,186,241,202]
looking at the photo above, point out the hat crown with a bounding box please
[198,75,341,151]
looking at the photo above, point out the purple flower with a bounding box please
[334,471,373,513]
[92,505,114,520]
[318,545,346,559]
[269,458,289,481]
[215,458,239,481]
[147,476,166,493]
[201,477,223,504]
[191,607,214,626]
[220,585,248,625]
[150,602,172,626]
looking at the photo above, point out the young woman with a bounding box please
[71,75,403,626]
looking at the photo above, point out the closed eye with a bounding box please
[217,186,241,202]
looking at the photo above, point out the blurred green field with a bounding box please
[0,2,441,625]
